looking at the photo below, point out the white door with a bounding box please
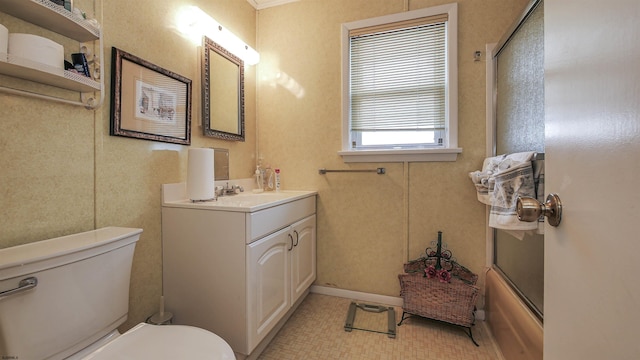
[544,0,640,358]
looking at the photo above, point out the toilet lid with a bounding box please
[83,323,235,359]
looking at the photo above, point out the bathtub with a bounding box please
[485,268,543,359]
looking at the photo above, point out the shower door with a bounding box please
[492,0,544,318]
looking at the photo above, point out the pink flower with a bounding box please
[425,265,437,278]
[437,269,451,283]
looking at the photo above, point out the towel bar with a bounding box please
[318,168,385,175]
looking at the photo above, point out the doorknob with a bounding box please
[516,194,563,227]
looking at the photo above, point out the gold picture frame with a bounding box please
[110,47,192,145]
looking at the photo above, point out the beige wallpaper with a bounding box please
[256,0,530,297]
[0,0,256,332]
[0,0,528,334]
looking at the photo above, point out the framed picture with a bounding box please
[110,47,192,145]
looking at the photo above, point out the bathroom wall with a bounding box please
[0,0,257,331]
[256,0,530,297]
[0,0,530,335]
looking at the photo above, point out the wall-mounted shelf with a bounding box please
[0,53,100,92]
[0,0,103,108]
[0,0,100,41]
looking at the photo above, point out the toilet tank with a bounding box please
[0,227,142,360]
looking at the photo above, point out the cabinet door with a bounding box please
[291,215,317,304]
[247,227,291,352]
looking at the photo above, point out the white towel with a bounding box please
[469,151,540,232]
[468,152,536,205]
[505,157,545,239]
[488,153,538,231]
[468,155,503,205]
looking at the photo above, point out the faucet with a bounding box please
[215,183,244,197]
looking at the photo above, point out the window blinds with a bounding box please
[349,15,447,132]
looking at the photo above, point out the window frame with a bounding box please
[340,3,460,163]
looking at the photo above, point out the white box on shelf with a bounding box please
[8,33,64,71]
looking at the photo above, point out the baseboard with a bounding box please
[310,285,486,321]
[310,285,404,307]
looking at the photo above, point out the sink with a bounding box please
[162,186,317,212]
[214,191,304,206]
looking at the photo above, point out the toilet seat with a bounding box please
[83,323,235,359]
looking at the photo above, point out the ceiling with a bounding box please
[246,0,299,10]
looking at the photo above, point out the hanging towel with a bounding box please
[505,155,544,240]
[533,157,544,204]
[469,152,535,206]
[469,155,504,205]
[470,152,539,230]
[488,153,538,231]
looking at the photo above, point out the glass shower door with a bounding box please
[493,0,544,318]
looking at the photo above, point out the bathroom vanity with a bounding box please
[161,183,317,359]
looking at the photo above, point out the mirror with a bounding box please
[213,148,230,180]
[202,36,245,141]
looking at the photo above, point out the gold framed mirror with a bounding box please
[202,36,245,141]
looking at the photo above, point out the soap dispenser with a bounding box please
[254,165,264,192]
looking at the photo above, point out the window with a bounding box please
[340,3,460,162]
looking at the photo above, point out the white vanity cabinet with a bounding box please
[247,214,316,351]
[290,215,317,303]
[161,185,316,359]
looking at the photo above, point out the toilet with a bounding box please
[0,227,235,360]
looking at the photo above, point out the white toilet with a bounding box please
[0,227,235,360]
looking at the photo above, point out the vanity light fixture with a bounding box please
[176,6,260,65]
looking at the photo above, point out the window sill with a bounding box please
[338,148,462,163]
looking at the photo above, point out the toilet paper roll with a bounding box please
[0,24,8,56]
[187,148,215,201]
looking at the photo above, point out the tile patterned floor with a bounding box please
[258,293,501,360]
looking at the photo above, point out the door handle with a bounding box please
[0,276,38,300]
[288,234,294,251]
[516,193,563,227]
